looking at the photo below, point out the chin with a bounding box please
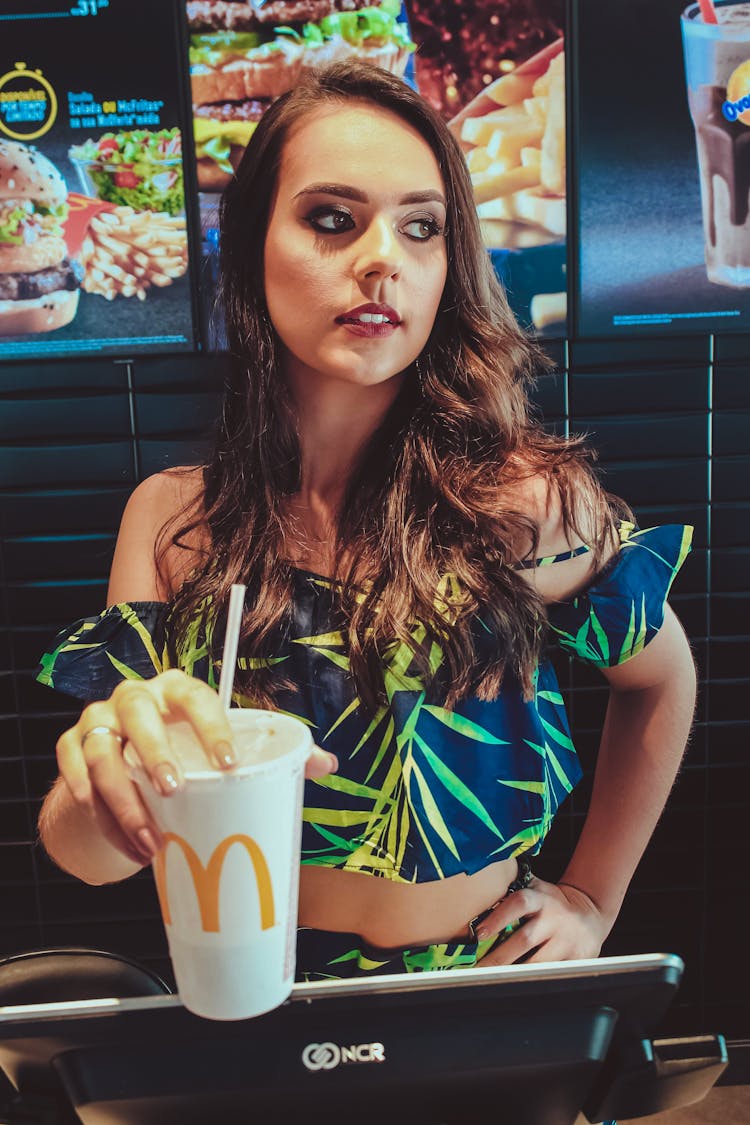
[331,361,407,389]
[330,346,419,388]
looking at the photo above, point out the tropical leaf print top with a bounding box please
[36,522,692,884]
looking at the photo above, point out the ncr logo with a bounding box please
[301,1041,386,1071]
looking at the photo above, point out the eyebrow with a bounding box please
[293,183,447,207]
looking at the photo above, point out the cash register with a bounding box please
[0,948,728,1125]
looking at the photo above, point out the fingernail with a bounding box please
[215,740,238,768]
[154,764,179,795]
[136,828,158,857]
[327,753,338,772]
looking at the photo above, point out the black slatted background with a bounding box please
[1,335,748,1040]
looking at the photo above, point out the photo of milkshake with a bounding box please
[682,1,750,286]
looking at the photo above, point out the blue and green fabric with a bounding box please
[37,523,692,893]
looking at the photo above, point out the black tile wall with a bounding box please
[0,443,134,489]
[0,359,128,395]
[529,371,566,417]
[711,594,750,637]
[0,396,131,443]
[540,339,566,370]
[0,718,20,757]
[712,504,750,547]
[595,458,709,506]
[134,392,221,436]
[1,338,748,1048]
[713,334,750,364]
[0,488,131,536]
[569,337,711,369]
[577,414,708,462]
[714,412,750,457]
[713,364,750,408]
[713,456,750,502]
[12,629,68,671]
[137,437,213,477]
[131,352,230,391]
[570,367,709,416]
[3,534,116,581]
[5,579,108,627]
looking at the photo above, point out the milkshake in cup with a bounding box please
[127,709,311,1020]
[682,2,750,286]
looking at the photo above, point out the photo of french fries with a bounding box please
[449,40,567,331]
[80,206,188,301]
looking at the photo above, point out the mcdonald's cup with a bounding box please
[127,710,312,1020]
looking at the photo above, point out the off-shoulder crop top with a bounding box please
[36,522,692,885]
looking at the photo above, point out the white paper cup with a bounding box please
[126,710,311,1020]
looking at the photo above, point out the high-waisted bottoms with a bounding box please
[295,927,503,981]
[295,862,532,981]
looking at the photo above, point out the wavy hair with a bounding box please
[161,61,623,709]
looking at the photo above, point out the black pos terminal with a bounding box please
[0,949,728,1125]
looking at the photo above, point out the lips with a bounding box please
[335,302,401,339]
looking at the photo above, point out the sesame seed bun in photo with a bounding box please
[188,0,415,190]
[0,140,83,335]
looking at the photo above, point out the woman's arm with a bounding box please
[39,471,336,886]
[39,470,223,884]
[476,475,696,962]
[478,607,695,962]
[556,606,696,927]
[107,467,202,604]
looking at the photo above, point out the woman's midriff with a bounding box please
[297,855,519,948]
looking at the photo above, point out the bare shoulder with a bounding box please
[116,466,205,555]
[107,467,207,605]
[511,470,618,605]
[127,465,204,517]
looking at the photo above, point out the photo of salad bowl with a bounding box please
[69,128,185,216]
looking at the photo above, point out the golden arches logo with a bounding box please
[153,833,275,933]
[65,193,95,213]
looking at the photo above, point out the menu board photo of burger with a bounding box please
[0,0,198,361]
[0,139,83,336]
[189,0,568,343]
[189,0,416,192]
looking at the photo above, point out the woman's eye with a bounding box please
[402,216,443,241]
[305,208,355,234]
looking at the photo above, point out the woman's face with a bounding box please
[263,101,448,392]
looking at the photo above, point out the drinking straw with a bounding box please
[698,0,719,23]
[218,583,246,711]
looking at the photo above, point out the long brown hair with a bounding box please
[161,61,621,709]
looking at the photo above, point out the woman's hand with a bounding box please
[474,876,612,966]
[55,670,337,870]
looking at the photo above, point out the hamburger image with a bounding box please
[0,140,83,335]
[188,0,415,190]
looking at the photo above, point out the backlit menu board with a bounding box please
[416,0,567,336]
[186,0,567,342]
[0,0,198,360]
[576,0,750,336]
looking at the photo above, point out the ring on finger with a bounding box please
[81,725,124,751]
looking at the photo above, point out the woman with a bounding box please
[37,62,696,979]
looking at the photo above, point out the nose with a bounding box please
[353,216,403,284]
